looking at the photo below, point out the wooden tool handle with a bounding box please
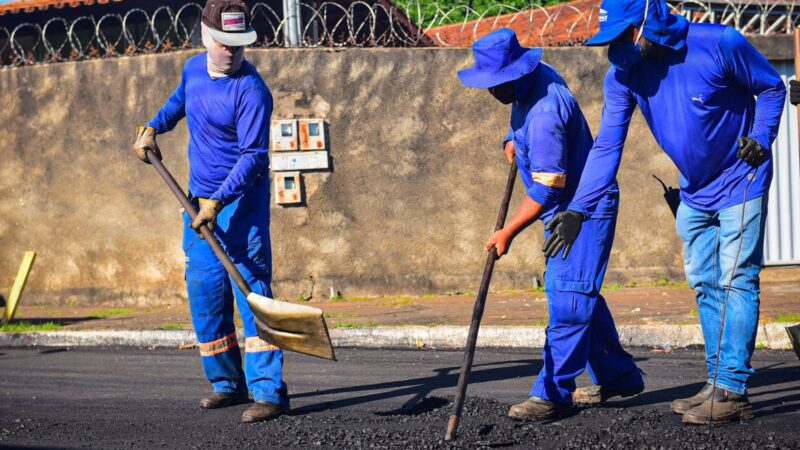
[445,161,518,441]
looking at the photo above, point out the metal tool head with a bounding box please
[247,292,336,360]
[786,324,800,361]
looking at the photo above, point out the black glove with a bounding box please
[652,175,680,218]
[542,210,584,259]
[737,136,769,168]
[790,80,800,106]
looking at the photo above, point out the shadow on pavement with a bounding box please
[291,358,541,415]
[606,362,800,418]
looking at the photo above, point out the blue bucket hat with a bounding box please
[458,28,543,89]
[586,0,688,50]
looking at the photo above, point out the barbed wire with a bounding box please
[0,0,797,68]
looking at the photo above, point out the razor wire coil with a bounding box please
[0,0,797,68]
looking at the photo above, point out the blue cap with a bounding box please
[586,0,646,46]
[586,0,689,50]
[458,28,543,89]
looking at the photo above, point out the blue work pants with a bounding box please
[531,193,642,404]
[182,181,288,407]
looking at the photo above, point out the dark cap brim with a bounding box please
[585,23,629,47]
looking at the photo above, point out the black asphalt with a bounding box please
[0,347,798,449]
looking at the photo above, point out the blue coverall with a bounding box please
[568,23,785,395]
[148,53,288,407]
[507,63,642,405]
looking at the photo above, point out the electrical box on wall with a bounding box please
[298,118,326,150]
[271,119,298,151]
[274,171,302,205]
[271,151,329,171]
[270,118,331,207]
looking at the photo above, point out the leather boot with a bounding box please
[241,401,287,423]
[670,383,714,414]
[508,397,572,421]
[682,388,753,425]
[199,392,249,410]
[572,383,645,405]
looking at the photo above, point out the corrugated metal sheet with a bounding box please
[764,62,800,265]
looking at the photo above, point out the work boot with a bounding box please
[670,383,714,415]
[199,392,249,410]
[682,388,753,425]
[572,383,645,405]
[241,401,286,423]
[508,397,572,421]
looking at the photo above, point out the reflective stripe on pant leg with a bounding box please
[183,210,246,395]
[199,332,240,356]
[245,337,280,353]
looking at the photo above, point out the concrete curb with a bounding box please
[1,323,797,350]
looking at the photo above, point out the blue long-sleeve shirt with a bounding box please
[505,63,608,223]
[148,53,272,205]
[568,24,786,215]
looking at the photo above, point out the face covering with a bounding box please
[607,0,649,71]
[489,82,515,104]
[608,40,643,71]
[201,23,245,78]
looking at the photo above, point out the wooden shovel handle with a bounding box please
[445,161,518,441]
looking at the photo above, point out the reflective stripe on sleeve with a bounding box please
[532,172,566,188]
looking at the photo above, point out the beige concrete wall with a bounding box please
[0,47,704,305]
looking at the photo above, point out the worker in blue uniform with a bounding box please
[133,0,288,423]
[458,28,644,420]
[542,0,785,424]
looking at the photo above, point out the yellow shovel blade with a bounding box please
[3,251,36,324]
[246,292,336,361]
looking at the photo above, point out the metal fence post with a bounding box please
[283,0,302,47]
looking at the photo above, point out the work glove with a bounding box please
[191,198,223,232]
[542,210,583,259]
[790,80,800,106]
[133,126,162,164]
[652,175,680,218]
[737,136,769,168]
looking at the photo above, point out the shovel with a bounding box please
[145,152,335,360]
[445,161,517,441]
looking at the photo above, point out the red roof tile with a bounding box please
[0,0,124,16]
[423,0,601,47]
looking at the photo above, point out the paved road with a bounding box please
[1,347,798,449]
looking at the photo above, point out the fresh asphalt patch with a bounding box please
[0,347,798,449]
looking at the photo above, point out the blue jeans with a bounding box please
[183,181,288,407]
[676,196,767,395]
[531,192,643,404]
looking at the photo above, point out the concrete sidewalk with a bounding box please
[1,322,798,350]
[4,268,799,350]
